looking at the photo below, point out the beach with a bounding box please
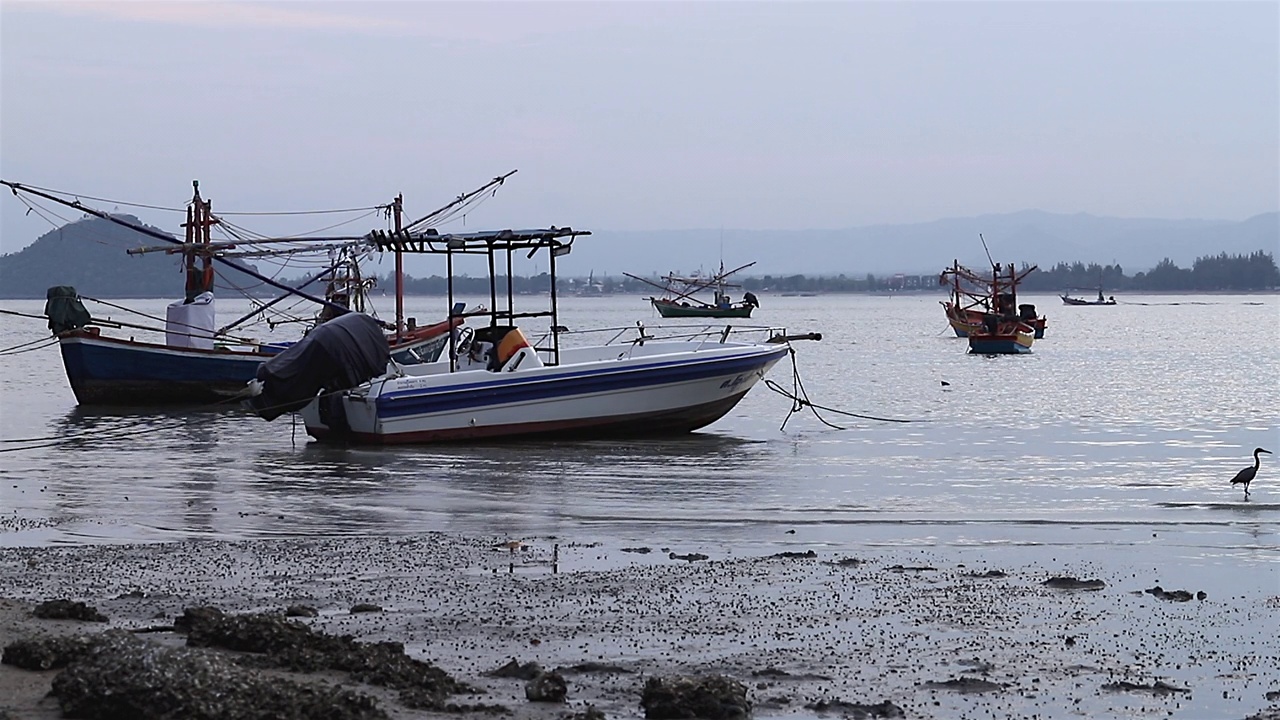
[1,532,1276,720]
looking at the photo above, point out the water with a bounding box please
[1,293,1277,554]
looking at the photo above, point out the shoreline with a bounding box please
[2,533,1276,719]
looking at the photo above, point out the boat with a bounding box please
[247,227,808,444]
[1061,268,1117,305]
[624,262,760,318]
[939,258,1046,339]
[1060,290,1117,306]
[7,176,514,406]
[45,301,457,406]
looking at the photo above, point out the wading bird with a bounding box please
[1231,447,1272,500]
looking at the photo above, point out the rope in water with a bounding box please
[766,347,917,431]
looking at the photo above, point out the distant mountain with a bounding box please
[3,210,1276,298]
[0,215,263,299]
[558,210,1279,277]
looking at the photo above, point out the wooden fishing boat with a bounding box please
[625,262,760,319]
[248,228,807,444]
[1060,290,1117,306]
[1061,268,1117,305]
[940,257,1046,339]
[8,176,511,406]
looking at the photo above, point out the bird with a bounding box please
[1230,447,1272,500]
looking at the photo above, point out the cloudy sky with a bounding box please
[1,1,1277,257]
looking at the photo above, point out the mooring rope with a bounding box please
[0,335,59,356]
[766,347,917,431]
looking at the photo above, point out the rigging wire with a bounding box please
[13,182,386,217]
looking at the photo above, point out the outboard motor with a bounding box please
[1018,303,1037,320]
[245,312,389,421]
[743,291,760,308]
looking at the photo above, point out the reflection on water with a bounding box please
[0,295,1276,555]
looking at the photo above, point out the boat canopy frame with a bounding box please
[367,226,590,368]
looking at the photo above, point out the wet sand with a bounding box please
[1,533,1277,720]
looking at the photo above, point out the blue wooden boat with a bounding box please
[20,178,469,407]
[52,322,453,406]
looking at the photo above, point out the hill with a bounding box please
[2,210,1276,298]
[0,215,262,299]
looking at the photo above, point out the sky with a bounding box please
[1,1,1277,268]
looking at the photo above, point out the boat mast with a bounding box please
[393,193,404,342]
[182,181,217,303]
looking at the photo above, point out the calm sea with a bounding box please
[1,293,1277,578]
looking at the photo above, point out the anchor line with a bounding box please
[767,348,917,431]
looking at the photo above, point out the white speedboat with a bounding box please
[300,328,789,443]
[246,226,805,444]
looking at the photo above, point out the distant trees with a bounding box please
[1020,262,1127,292]
[1184,250,1279,291]
[386,251,1277,295]
[1127,251,1278,291]
[1021,252,1278,293]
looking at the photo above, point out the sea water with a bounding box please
[0,293,1277,565]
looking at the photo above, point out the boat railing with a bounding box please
[531,322,787,350]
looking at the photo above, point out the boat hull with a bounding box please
[944,303,1045,339]
[301,342,789,444]
[967,329,1035,354]
[1060,295,1116,306]
[652,299,754,319]
[58,323,452,406]
[58,332,279,405]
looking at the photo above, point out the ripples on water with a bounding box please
[0,294,1277,566]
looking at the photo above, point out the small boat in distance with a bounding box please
[1061,268,1117,305]
[1060,289,1117,306]
[624,261,760,318]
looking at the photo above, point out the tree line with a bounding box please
[385,250,1277,295]
[1016,250,1278,292]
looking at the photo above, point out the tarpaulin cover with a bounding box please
[45,286,92,334]
[247,312,389,421]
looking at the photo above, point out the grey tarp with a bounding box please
[45,286,92,334]
[247,312,389,421]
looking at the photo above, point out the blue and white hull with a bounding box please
[299,340,790,444]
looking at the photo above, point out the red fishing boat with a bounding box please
[939,258,1046,340]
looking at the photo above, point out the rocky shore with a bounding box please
[1,533,1276,719]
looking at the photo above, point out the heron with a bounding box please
[1230,447,1272,500]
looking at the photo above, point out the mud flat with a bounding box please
[1,533,1276,719]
